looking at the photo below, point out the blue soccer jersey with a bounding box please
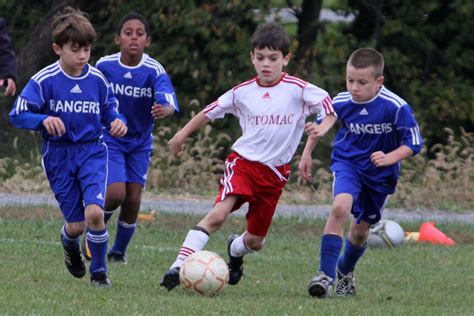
[96,53,179,136]
[9,61,122,143]
[330,86,422,192]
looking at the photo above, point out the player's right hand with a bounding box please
[168,133,185,157]
[109,118,128,137]
[298,154,313,182]
[43,116,66,137]
[304,122,326,138]
[0,78,16,96]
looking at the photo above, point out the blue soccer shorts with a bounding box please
[332,163,389,225]
[42,140,108,223]
[103,132,153,187]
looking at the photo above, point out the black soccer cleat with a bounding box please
[308,271,334,298]
[227,234,244,285]
[107,252,128,264]
[61,238,86,279]
[90,274,112,288]
[160,267,180,291]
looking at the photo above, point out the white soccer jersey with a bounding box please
[204,73,333,166]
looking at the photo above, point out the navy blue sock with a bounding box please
[104,211,113,225]
[337,238,367,275]
[61,224,79,250]
[319,234,343,280]
[110,220,136,255]
[87,228,109,276]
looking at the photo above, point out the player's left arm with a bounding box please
[152,73,178,119]
[304,84,336,138]
[101,83,127,136]
[299,134,320,182]
[305,113,337,138]
[371,145,414,167]
[371,104,422,167]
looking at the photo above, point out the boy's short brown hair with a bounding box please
[251,23,290,56]
[348,48,384,77]
[52,6,96,47]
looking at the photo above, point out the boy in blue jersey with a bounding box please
[83,12,178,264]
[9,7,127,287]
[299,47,422,298]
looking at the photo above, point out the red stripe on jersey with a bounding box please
[204,100,219,113]
[284,75,307,86]
[282,78,306,89]
[322,96,334,114]
[234,77,257,90]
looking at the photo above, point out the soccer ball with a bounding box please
[179,250,229,296]
[367,219,405,249]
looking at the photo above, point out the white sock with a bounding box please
[170,228,209,269]
[230,233,254,257]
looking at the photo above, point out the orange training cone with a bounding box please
[417,222,455,246]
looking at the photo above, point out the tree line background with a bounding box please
[0,0,472,209]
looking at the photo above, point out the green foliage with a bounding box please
[147,124,230,194]
[377,0,474,145]
[395,128,473,210]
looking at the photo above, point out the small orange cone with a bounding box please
[417,222,455,246]
[137,212,155,221]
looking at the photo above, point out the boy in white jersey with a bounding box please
[160,23,336,291]
[9,7,127,287]
[82,12,178,264]
[300,48,422,298]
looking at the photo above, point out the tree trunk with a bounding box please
[290,0,323,77]
[16,1,74,88]
[348,0,384,41]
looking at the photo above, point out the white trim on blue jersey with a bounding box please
[96,52,178,136]
[330,86,422,188]
[9,62,122,142]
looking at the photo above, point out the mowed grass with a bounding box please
[0,206,473,315]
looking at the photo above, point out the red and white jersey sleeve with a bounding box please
[203,73,333,166]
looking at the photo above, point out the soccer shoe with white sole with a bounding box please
[160,267,180,291]
[90,274,112,288]
[227,234,244,285]
[107,252,128,264]
[61,238,86,278]
[307,271,334,298]
[335,269,356,296]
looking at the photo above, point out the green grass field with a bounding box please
[1,206,473,315]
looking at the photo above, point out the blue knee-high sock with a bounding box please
[319,234,343,280]
[337,238,367,275]
[87,228,109,276]
[61,224,80,250]
[110,220,136,255]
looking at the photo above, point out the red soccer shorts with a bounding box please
[215,152,290,237]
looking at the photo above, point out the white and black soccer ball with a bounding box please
[367,219,405,249]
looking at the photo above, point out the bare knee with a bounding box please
[66,221,87,236]
[349,222,370,245]
[330,201,351,221]
[106,194,125,212]
[105,183,126,211]
[85,204,105,229]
